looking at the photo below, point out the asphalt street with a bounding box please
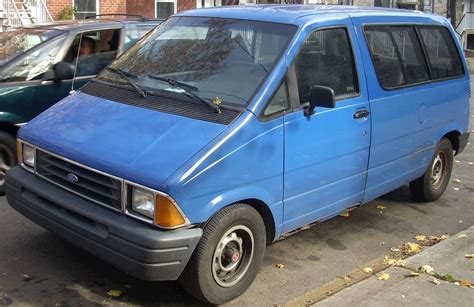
[1,97,473,306]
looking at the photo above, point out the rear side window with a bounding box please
[390,27,429,84]
[364,25,464,89]
[418,26,464,79]
[364,27,405,88]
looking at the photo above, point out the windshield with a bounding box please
[96,17,296,106]
[0,28,63,66]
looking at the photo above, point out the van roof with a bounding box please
[178,4,445,26]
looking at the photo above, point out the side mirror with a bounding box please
[52,62,75,81]
[304,85,336,116]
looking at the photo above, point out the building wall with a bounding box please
[46,0,126,20]
[46,0,72,20]
[100,0,126,15]
[126,0,155,19]
[178,0,197,11]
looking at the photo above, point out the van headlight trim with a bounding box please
[17,139,36,171]
[127,183,189,229]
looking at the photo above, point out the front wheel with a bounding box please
[179,204,266,305]
[409,138,453,202]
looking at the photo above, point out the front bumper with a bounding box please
[457,132,470,155]
[5,166,202,281]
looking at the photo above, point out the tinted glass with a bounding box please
[294,28,358,103]
[419,26,464,79]
[364,27,405,88]
[124,23,158,49]
[0,28,63,65]
[64,29,121,77]
[97,17,296,106]
[264,81,289,116]
[0,37,64,82]
[390,27,429,84]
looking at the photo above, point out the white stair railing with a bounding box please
[0,0,53,29]
[1,0,24,27]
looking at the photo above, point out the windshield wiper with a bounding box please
[106,67,150,98]
[148,74,222,114]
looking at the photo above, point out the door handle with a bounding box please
[354,109,370,119]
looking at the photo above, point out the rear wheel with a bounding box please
[179,204,266,305]
[409,138,453,202]
[0,132,17,196]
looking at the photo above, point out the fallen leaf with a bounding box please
[414,235,426,241]
[440,234,449,240]
[406,272,420,277]
[276,263,286,269]
[390,247,401,252]
[383,256,405,267]
[457,234,467,239]
[465,254,474,259]
[377,273,390,280]
[107,289,122,297]
[459,279,472,287]
[419,265,434,273]
[362,267,373,273]
[432,278,441,285]
[405,242,422,254]
[339,210,349,217]
[377,205,386,210]
[453,178,462,183]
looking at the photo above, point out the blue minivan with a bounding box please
[6,5,470,304]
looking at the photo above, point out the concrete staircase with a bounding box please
[0,0,53,30]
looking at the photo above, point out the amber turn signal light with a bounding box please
[155,194,186,228]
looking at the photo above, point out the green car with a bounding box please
[0,18,161,194]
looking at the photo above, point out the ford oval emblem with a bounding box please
[66,173,79,183]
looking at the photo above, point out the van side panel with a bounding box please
[352,16,470,202]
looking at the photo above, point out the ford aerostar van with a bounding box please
[6,5,470,304]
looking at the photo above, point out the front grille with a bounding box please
[36,150,122,210]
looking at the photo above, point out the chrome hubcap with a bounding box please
[0,145,14,186]
[431,153,445,189]
[212,225,254,288]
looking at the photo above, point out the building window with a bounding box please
[156,0,176,19]
[73,0,98,19]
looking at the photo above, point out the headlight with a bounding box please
[22,143,35,168]
[131,187,155,218]
[129,185,187,228]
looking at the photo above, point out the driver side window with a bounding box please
[294,27,359,104]
[65,29,121,77]
[0,38,64,82]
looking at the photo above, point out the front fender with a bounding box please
[166,111,284,239]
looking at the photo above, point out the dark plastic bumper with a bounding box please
[5,166,202,281]
[457,132,470,155]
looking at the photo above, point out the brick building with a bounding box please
[45,0,462,26]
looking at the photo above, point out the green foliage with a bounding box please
[58,6,77,21]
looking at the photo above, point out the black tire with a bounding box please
[409,138,453,202]
[0,132,17,196]
[179,204,266,305]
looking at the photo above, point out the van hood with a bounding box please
[19,91,228,190]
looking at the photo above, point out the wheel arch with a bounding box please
[201,198,277,245]
[0,121,20,137]
[442,130,461,155]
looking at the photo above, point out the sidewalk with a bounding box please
[313,226,474,306]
